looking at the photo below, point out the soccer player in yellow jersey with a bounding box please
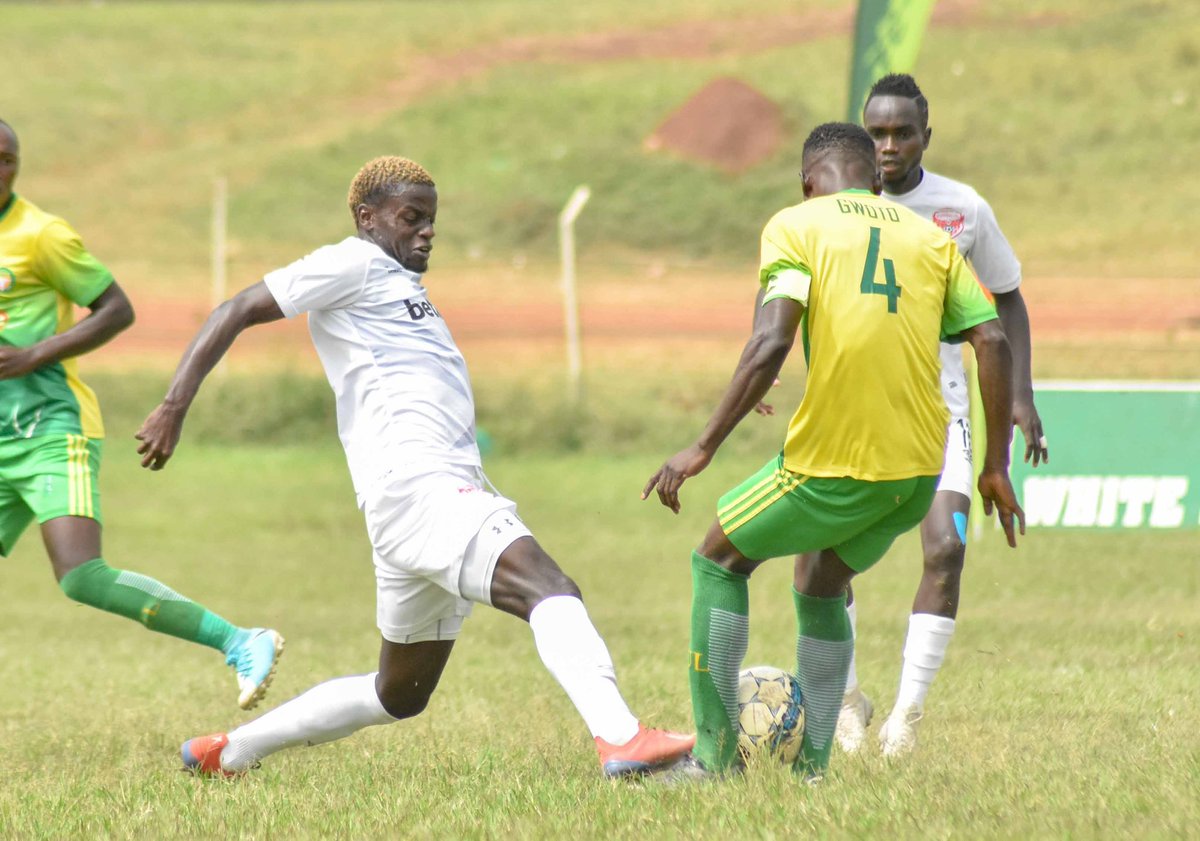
[643,122,1024,781]
[0,119,282,710]
[819,73,1048,758]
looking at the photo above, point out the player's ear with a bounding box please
[871,170,883,195]
[923,126,932,150]
[800,170,815,199]
[354,203,373,231]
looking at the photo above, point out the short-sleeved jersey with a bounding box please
[759,189,996,481]
[264,236,480,504]
[886,169,1021,418]
[0,195,114,440]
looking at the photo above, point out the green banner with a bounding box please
[1008,382,1200,529]
[847,0,937,122]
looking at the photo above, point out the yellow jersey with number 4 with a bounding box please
[759,189,995,481]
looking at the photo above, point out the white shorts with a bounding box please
[364,470,532,644]
[937,417,973,499]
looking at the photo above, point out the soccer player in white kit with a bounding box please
[135,156,694,779]
[803,74,1049,756]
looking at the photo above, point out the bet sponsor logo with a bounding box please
[932,209,965,238]
[0,267,14,292]
[1023,475,1193,528]
[403,298,442,321]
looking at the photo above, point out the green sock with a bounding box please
[793,589,853,776]
[60,558,242,654]
[689,551,749,771]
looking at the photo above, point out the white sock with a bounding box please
[893,614,956,714]
[528,595,640,745]
[843,599,860,695]
[220,673,397,771]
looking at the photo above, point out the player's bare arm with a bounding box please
[643,296,802,513]
[746,287,783,417]
[0,282,134,380]
[993,288,1047,467]
[962,317,1025,547]
[137,282,284,471]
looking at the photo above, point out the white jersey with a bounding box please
[885,169,1021,418]
[264,236,480,504]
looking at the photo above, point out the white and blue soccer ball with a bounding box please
[736,665,805,764]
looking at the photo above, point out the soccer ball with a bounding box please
[736,665,805,764]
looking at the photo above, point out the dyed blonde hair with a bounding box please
[347,156,434,216]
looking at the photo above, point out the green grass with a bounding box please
[6,1,1199,288]
[1,446,1197,838]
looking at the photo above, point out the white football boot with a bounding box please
[878,704,922,758]
[833,687,874,754]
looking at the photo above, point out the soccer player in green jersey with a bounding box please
[0,119,282,709]
[643,123,1025,781]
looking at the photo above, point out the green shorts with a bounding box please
[0,434,103,556]
[717,453,938,572]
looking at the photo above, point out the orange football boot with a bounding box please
[181,733,238,777]
[595,723,696,778]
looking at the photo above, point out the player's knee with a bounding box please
[375,680,434,720]
[490,538,583,619]
[522,571,581,613]
[546,569,581,599]
[57,558,109,606]
[515,547,582,602]
[923,532,966,579]
[59,571,86,602]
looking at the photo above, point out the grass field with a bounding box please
[1,445,1197,838]
[3,0,1200,837]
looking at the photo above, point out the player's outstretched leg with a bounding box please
[880,492,967,757]
[44,516,283,709]
[489,535,694,778]
[184,674,395,775]
[185,639,453,775]
[792,549,856,780]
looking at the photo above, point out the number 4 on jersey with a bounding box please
[859,226,902,313]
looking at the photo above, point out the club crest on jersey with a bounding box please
[0,268,14,292]
[932,209,965,238]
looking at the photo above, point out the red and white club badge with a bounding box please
[932,209,965,238]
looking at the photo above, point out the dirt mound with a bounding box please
[644,77,785,174]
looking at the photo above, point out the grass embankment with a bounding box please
[6,0,1199,293]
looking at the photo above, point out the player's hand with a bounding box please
[0,345,45,380]
[754,378,782,416]
[642,443,713,514]
[1013,397,1048,467]
[977,468,1025,548]
[135,403,187,471]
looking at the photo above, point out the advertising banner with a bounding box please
[846,0,937,122]
[1009,381,1200,529]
